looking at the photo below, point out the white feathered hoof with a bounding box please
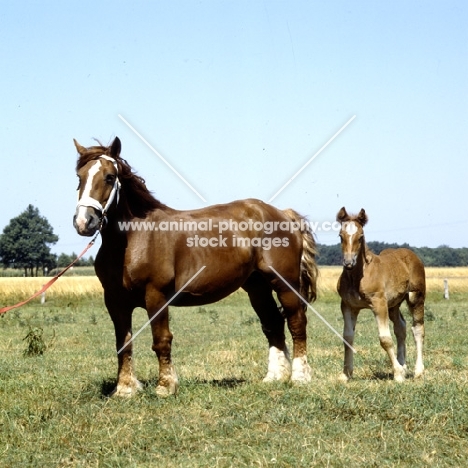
[156,365,179,396]
[110,378,143,397]
[291,356,312,383]
[263,346,292,382]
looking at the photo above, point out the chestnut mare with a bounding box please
[73,137,318,396]
[336,207,425,382]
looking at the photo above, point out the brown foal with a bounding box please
[336,207,425,382]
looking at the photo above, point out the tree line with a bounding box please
[317,241,468,267]
[0,205,93,276]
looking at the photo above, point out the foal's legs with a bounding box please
[105,292,143,397]
[389,306,407,368]
[145,289,178,396]
[339,301,359,382]
[243,273,291,382]
[372,297,406,382]
[407,291,425,378]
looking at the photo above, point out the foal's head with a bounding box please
[336,207,368,270]
[73,137,122,236]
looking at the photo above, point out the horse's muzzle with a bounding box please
[342,255,357,270]
[73,207,101,236]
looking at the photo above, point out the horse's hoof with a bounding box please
[110,379,143,397]
[262,371,290,383]
[338,373,351,383]
[394,371,406,383]
[156,367,179,396]
[263,347,292,382]
[414,365,424,379]
[155,383,177,397]
[291,357,312,383]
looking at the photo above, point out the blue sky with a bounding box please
[1,0,467,257]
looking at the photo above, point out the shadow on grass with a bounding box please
[370,371,416,381]
[97,376,247,398]
[100,378,118,397]
[370,371,393,381]
[195,377,247,388]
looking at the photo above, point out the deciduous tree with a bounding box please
[0,205,58,276]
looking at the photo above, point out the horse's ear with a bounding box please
[357,209,368,227]
[336,207,349,223]
[110,137,122,159]
[73,139,87,156]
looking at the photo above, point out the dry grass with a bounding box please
[318,266,468,296]
[1,266,467,307]
[425,267,468,295]
[0,276,103,303]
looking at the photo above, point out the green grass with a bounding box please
[1,291,468,466]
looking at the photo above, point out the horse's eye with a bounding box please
[105,174,116,185]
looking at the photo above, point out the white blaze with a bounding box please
[345,221,358,247]
[75,160,102,229]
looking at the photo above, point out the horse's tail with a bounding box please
[282,208,319,304]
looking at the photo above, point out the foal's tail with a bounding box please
[282,208,319,305]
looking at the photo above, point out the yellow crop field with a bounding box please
[0,276,103,304]
[318,266,468,295]
[0,266,467,307]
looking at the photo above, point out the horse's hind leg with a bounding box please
[407,291,425,378]
[276,289,312,383]
[389,306,407,369]
[243,273,291,382]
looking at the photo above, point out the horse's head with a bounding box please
[336,207,368,270]
[73,137,122,236]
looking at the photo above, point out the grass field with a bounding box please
[0,268,468,466]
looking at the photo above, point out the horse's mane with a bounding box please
[76,142,165,220]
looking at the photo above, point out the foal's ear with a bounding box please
[110,137,122,159]
[336,207,349,223]
[73,139,87,156]
[357,208,368,227]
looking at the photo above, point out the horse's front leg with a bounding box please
[146,290,178,396]
[372,297,406,382]
[339,302,358,382]
[106,294,143,397]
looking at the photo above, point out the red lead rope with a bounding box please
[0,233,99,315]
